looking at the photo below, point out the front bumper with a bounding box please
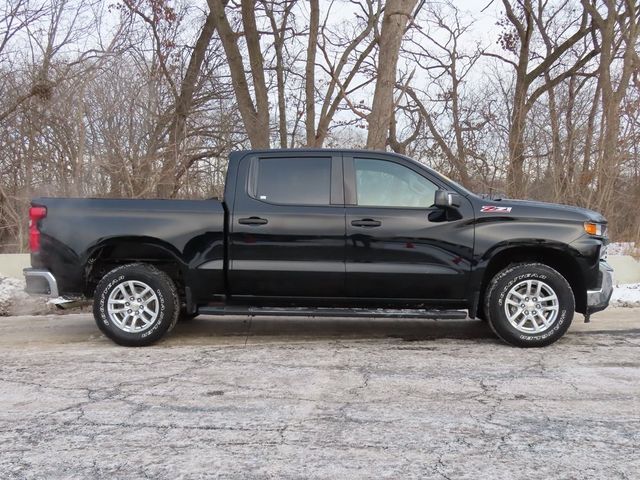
[586,260,614,313]
[23,268,59,298]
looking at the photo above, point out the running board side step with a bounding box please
[197,306,468,320]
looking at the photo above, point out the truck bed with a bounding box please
[30,197,226,296]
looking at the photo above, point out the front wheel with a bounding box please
[93,263,180,346]
[484,263,574,347]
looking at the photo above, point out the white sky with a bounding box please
[327,0,503,44]
[454,0,503,38]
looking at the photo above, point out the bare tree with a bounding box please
[304,0,320,146]
[2,0,640,251]
[580,0,639,214]
[399,2,487,187]
[309,0,382,146]
[489,0,599,196]
[366,0,419,149]
[156,3,224,197]
[0,0,50,123]
[263,0,296,148]
[207,0,270,148]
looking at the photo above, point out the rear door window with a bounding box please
[255,157,332,205]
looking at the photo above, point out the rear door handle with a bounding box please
[238,217,268,225]
[351,218,382,228]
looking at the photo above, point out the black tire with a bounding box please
[93,263,180,346]
[484,263,574,348]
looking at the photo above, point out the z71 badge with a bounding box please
[481,205,512,213]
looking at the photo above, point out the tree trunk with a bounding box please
[207,0,270,149]
[450,57,471,188]
[501,0,593,197]
[240,0,270,147]
[274,39,287,148]
[506,70,529,197]
[305,0,319,146]
[545,73,565,202]
[366,0,418,150]
[263,1,293,148]
[581,0,639,217]
[156,8,220,197]
[504,0,532,197]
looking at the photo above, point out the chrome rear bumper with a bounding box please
[23,268,59,298]
[586,261,613,313]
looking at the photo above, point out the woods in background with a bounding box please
[1,0,639,251]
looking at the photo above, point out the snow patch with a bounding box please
[0,277,24,316]
[610,283,640,308]
[0,276,50,316]
[608,242,639,257]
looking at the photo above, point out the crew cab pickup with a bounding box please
[24,149,613,347]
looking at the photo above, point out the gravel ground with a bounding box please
[1,309,639,479]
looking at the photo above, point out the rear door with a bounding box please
[228,151,346,298]
[344,153,474,302]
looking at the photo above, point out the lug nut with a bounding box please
[127,309,132,313]
[536,304,541,308]
[533,297,537,301]
[130,297,134,301]
[137,298,142,302]
[125,302,129,306]
[524,310,529,315]
[520,304,525,308]
[532,310,537,315]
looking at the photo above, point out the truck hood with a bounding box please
[500,199,606,223]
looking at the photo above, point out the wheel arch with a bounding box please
[82,236,188,296]
[477,244,587,315]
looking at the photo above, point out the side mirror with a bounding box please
[434,190,461,208]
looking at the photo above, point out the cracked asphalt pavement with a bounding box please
[1,308,639,479]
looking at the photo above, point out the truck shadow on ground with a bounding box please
[172,316,496,342]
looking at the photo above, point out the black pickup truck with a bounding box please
[24,149,613,347]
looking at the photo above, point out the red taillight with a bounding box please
[29,206,47,252]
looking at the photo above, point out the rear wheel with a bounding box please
[484,263,574,347]
[93,263,179,346]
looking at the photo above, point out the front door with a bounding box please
[229,152,346,299]
[344,154,474,302]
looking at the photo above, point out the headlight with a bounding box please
[584,222,605,236]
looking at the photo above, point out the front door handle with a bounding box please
[238,217,268,225]
[351,218,382,228]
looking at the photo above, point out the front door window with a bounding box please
[354,158,438,208]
